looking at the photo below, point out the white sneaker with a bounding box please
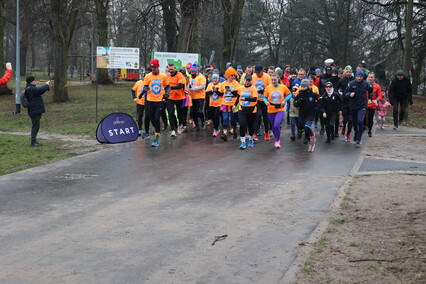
[177,126,182,134]
[170,130,177,137]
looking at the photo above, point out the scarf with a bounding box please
[326,87,334,97]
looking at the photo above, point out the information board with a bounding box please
[153,52,201,71]
[96,47,140,69]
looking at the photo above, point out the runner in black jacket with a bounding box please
[319,82,342,143]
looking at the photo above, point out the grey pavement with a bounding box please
[1,129,365,283]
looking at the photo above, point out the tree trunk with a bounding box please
[403,0,413,76]
[161,0,178,52]
[95,0,113,84]
[50,0,79,102]
[221,0,245,70]
[176,0,200,53]
[0,0,12,96]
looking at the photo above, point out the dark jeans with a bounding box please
[391,97,409,127]
[30,114,42,143]
[146,101,165,133]
[191,99,205,126]
[166,99,185,131]
[365,108,376,133]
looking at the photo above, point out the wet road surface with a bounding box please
[0,128,364,283]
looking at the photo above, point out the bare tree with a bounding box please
[50,0,79,102]
[221,0,245,69]
[95,0,113,84]
[176,0,200,53]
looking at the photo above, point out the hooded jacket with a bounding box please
[26,83,50,116]
[344,79,373,110]
[388,76,413,104]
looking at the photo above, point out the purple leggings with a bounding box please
[268,111,285,141]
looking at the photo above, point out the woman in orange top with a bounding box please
[205,74,223,137]
[131,79,150,137]
[188,63,206,130]
[264,73,291,148]
[237,74,258,149]
[219,67,240,141]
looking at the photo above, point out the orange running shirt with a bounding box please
[206,82,222,107]
[238,85,258,111]
[219,80,240,106]
[188,74,206,99]
[252,73,272,101]
[132,80,145,105]
[264,84,290,113]
[143,72,169,102]
[167,72,187,100]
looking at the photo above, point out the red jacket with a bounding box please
[0,69,12,86]
[367,82,382,109]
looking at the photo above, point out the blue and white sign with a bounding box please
[96,113,139,144]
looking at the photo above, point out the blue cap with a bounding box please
[345,65,353,71]
[355,70,365,77]
[212,74,219,79]
[315,68,321,73]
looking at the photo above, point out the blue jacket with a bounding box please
[344,79,373,110]
[26,83,50,116]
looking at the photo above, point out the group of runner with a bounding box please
[131,59,412,152]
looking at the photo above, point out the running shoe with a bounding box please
[274,141,281,149]
[162,125,168,131]
[220,133,228,141]
[264,132,270,141]
[252,134,259,141]
[181,126,188,133]
[170,130,177,137]
[341,125,346,135]
[308,134,316,152]
[239,141,246,150]
[320,128,325,135]
[290,136,295,141]
[177,125,183,134]
[345,134,351,142]
[213,130,220,137]
[248,139,254,148]
[151,135,160,147]
[368,132,372,137]
[142,133,150,139]
[138,130,142,136]
[297,131,302,139]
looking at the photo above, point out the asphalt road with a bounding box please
[0,128,363,283]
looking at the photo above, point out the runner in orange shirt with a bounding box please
[166,62,187,137]
[219,67,240,141]
[264,74,291,148]
[131,79,150,138]
[252,64,272,141]
[143,59,170,147]
[188,63,206,130]
[205,74,222,137]
[237,74,258,149]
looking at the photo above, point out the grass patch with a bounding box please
[330,219,345,226]
[406,95,426,128]
[349,242,361,247]
[326,227,337,233]
[302,258,313,274]
[369,249,377,254]
[0,82,135,137]
[319,237,329,245]
[0,134,83,175]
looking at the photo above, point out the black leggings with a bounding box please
[342,107,352,135]
[325,112,338,139]
[210,106,221,130]
[191,99,205,126]
[238,111,256,137]
[166,99,185,131]
[365,108,376,133]
[146,101,166,133]
[255,101,270,133]
[136,104,150,132]
[391,97,409,127]
[30,113,42,143]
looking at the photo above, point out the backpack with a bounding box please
[20,89,30,108]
